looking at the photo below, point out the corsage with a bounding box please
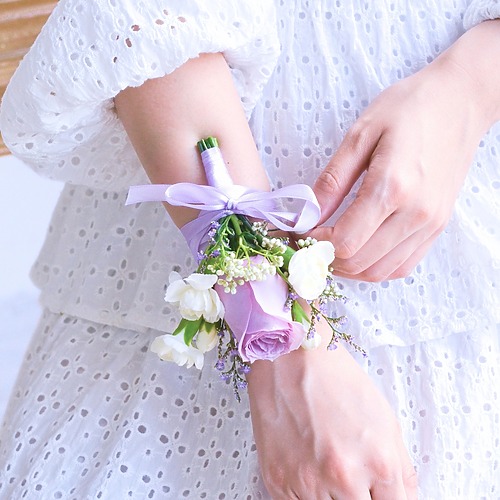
[126,137,364,399]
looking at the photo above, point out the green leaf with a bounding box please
[183,318,203,345]
[172,318,203,345]
[172,320,187,336]
[281,246,296,269]
[291,300,310,327]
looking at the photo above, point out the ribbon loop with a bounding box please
[126,182,321,256]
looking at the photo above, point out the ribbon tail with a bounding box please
[181,211,229,257]
[237,185,321,233]
[242,200,321,233]
[126,185,170,205]
[286,199,321,232]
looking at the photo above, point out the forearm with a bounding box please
[114,52,270,227]
[435,19,500,129]
[115,52,282,386]
[114,50,334,415]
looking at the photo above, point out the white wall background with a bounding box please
[0,155,63,421]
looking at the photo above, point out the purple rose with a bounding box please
[216,262,305,363]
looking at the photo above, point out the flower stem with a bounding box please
[230,215,243,237]
[197,136,219,153]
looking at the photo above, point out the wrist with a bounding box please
[438,20,500,129]
[246,324,349,397]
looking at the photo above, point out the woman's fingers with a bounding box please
[311,130,430,262]
[248,341,416,500]
[331,204,446,279]
[333,226,443,281]
[308,55,487,281]
[370,479,409,500]
[312,172,450,279]
[396,439,419,500]
[331,212,422,276]
[312,142,452,280]
[387,229,443,281]
[313,119,381,226]
[367,437,417,500]
[329,489,372,500]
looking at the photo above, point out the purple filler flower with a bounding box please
[238,365,251,375]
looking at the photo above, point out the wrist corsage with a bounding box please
[126,137,365,399]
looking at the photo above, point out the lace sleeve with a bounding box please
[464,0,500,29]
[0,0,279,189]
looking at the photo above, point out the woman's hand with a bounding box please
[247,322,417,499]
[309,20,500,282]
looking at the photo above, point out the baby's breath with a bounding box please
[296,236,317,248]
[157,137,364,402]
[198,214,288,285]
[251,221,268,236]
[199,215,363,360]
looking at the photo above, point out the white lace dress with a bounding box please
[1,1,499,498]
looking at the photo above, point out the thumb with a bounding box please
[313,124,381,225]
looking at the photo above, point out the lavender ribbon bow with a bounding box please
[126,182,321,256]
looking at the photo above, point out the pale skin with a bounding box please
[310,20,500,282]
[115,19,500,499]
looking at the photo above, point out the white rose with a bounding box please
[195,322,218,353]
[288,241,335,300]
[150,334,204,370]
[165,271,225,322]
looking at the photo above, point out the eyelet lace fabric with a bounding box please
[0,0,499,498]
[0,311,266,499]
[0,313,498,498]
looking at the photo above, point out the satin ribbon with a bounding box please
[126,182,321,256]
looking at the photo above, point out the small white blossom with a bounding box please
[297,237,317,248]
[288,241,335,300]
[251,221,268,236]
[151,334,204,369]
[164,271,224,322]
[195,323,218,353]
[261,237,287,254]
[302,333,322,350]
